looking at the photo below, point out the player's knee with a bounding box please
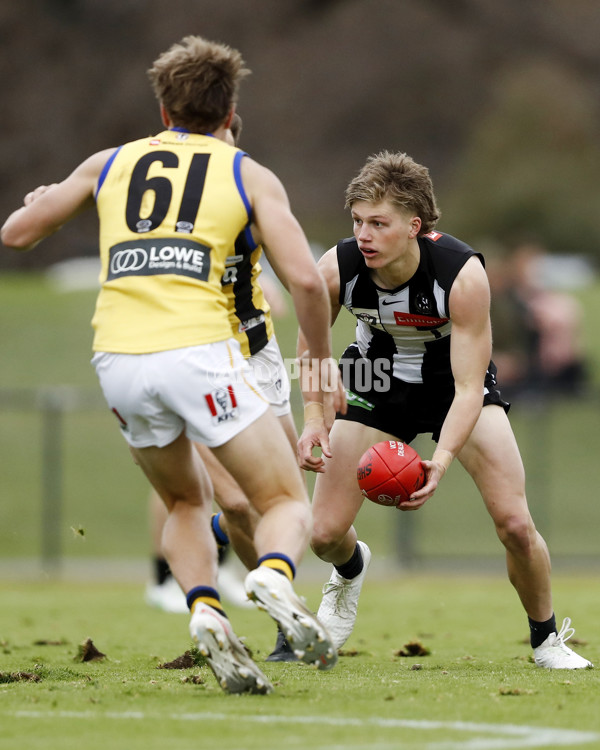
[163,489,211,510]
[496,513,536,554]
[310,524,343,558]
[218,493,252,520]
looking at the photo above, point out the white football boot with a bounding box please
[317,541,371,650]
[533,618,593,669]
[245,566,337,670]
[189,602,273,694]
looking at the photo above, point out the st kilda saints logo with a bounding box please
[205,386,238,424]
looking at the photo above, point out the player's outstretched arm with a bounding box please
[241,157,332,357]
[242,157,345,425]
[1,148,115,251]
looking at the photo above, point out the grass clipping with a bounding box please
[0,671,42,683]
[157,647,207,670]
[76,638,106,662]
[394,640,431,657]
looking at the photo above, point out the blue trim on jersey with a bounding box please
[95,146,123,200]
[233,150,252,222]
[242,224,258,251]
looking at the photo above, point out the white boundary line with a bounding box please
[7,711,600,749]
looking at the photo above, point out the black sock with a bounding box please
[529,613,556,648]
[334,543,363,580]
[154,556,171,585]
[218,545,229,565]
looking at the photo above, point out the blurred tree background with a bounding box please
[2,0,600,269]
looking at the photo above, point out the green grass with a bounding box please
[2,272,600,748]
[2,271,600,566]
[0,576,599,749]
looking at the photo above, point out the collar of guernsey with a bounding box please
[91,128,253,354]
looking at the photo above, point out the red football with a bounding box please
[356,440,425,507]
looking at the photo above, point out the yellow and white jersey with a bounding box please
[222,228,274,357]
[92,129,251,353]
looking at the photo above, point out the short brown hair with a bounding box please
[148,35,250,133]
[345,151,441,235]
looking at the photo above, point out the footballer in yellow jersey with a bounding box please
[2,35,344,693]
[92,128,251,354]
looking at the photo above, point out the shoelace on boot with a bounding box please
[552,617,576,648]
[322,580,353,616]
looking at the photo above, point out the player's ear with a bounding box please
[409,217,421,238]
[223,107,235,130]
[160,103,171,128]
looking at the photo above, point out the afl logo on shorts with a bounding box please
[205,386,238,425]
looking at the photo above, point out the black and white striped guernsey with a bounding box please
[336,231,484,385]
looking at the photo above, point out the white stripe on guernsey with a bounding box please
[392,351,425,383]
[344,273,359,309]
[356,319,374,354]
[433,279,447,318]
[9,711,600,748]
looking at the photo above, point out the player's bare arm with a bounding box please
[241,157,345,417]
[1,148,116,251]
[297,246,345,472]
[409,255,492,505]
[241,157,333,357]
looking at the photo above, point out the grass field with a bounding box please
[1,575,599,750]
[2,270,600,748]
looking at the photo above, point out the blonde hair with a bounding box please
[148,35,250,133]
[345,151,441,234]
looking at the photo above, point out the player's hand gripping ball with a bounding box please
[357,440,425,507]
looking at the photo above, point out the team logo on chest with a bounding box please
[414,292,432,315]
[378,288,448,328]
[205,386,238,424]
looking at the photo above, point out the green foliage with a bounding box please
[440,62,600,257]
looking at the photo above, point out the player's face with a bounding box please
[351,199,420,268]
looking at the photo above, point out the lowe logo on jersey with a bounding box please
[107,238,212,282]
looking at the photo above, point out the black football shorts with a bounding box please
[335,343,510,443]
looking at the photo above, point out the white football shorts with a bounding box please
[248,336,291,417]
[91,339,269,449]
